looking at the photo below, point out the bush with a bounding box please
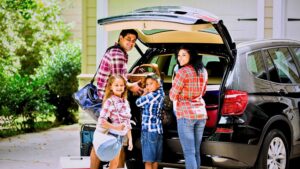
[0,0,79,131]
[35,41,81,124]
[0,71,55,131]
[0,0,72,75]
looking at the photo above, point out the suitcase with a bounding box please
[80,123,96,156]
[80,123,109,169]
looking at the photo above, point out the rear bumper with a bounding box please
[202,141,260,168]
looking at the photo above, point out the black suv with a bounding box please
[97,6,300,169]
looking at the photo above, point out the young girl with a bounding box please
[91,75,133,169]
[170,45,208,169]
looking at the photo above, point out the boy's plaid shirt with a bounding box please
[170,65,208,120]
[96,44,128,100]
[136,85,165,134]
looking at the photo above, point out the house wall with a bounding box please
[265,0,273,39]
[61,0,82,40]
[79,0,97,123]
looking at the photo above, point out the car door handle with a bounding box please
[277,89,288,95]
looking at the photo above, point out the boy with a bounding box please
[136,74,165,169]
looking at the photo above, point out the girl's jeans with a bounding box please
[177,118,206,169]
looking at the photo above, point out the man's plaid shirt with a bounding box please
[96,44,128,100]
[136,85,165,134]
[170,65,208,120]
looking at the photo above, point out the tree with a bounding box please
[0,0,80,127]
[0,0,72,75]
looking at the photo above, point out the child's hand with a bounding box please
[142,88,149,96]
[128,138,133,151]
[116,123,126,131]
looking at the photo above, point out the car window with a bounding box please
[292,47,300,64]
[265,48,300,84]
[247,51,267,80]
[149,54,174,83]
[148,53,224,84]
[203,55,225,84]
[264,51,281,83]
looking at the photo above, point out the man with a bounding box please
[90,29,142,169]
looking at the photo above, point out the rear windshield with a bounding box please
[146,53,226,85]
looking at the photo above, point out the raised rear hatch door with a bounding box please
[98,6,236,59]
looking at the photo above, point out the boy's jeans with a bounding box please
[177,118,206,169]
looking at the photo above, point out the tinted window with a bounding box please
[292,47,300,64]
[247,51,267,80]
[203,55,224,77]
[265,48,300,83]
[149,53,225,84]
[149,54,176,83]
[149,54,174,76]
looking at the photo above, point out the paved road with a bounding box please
[1,123,299,169]
[0,124,80,169]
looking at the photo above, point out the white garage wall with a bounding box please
[286,0,300,41]
[106,0,257,44]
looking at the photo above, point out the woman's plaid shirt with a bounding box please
[136,85,165,134]
[170,65,208,120]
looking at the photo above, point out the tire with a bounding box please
[255,129,289,169]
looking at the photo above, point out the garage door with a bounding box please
[108,0,257,43]
[200,0,257,43]
[287,0,300,41]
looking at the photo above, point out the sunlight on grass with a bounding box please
[0,112,58,138]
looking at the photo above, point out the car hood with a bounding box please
[98,6,236,59]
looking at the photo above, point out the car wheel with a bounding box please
[256,129,289,169]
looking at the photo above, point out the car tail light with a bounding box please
[215,127,233,134]
[221,90,248,116]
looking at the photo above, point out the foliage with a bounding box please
[0,0,80,131]
[0,72,55,131]
[35,41,81,124]
[0,0,72,75]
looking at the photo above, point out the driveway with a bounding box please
[0,124,80,169]
[1,123,299,169]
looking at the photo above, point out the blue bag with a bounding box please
[73,61,102,121]
[73,81,102,120]
[93,129,122,162]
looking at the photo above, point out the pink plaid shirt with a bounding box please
[96,44,128,100]
[97,95,132,136]
[170,65,208,120]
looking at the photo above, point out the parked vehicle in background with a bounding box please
[97,6,300,169]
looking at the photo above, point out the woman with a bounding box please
[169,45,208,169]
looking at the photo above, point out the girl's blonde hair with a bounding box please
[103,75,128,103]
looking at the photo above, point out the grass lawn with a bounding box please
[0,113,57,138]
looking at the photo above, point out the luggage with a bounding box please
[80,123,109,169]
[80,123,96,156]
[128,63,162,88]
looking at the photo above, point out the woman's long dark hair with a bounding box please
[176,45,204,76]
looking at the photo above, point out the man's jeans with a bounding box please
[177,118,206,169]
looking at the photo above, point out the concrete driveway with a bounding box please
[0,124,80,169]
[1,123,299,169]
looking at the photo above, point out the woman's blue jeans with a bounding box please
[177,118,206,169]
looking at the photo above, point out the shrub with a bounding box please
[0,71,55,131]
[35,41,81,124]
[0,0,72,75]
